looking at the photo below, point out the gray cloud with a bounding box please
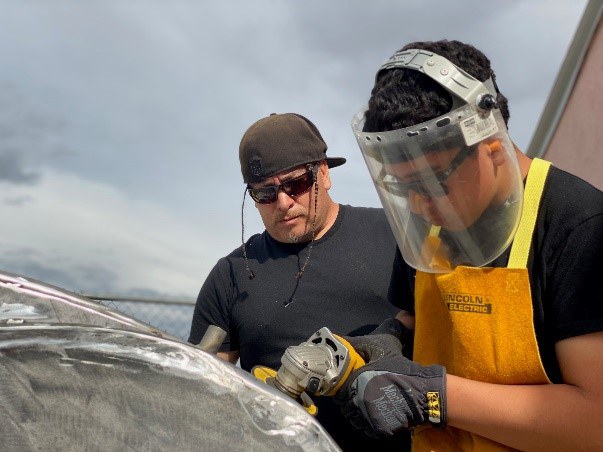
[0,251,189,301]
[0,85,72,185]
[0,250,118,294]
[2,195,34,206]
[0,152,40,184]
[0,1,586,200]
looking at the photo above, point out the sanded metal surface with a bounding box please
[0,272,340,451]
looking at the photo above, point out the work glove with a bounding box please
[336,320,446,438]
[365,317,414,359]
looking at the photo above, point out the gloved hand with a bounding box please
[365,317,414,359]
[336,321,446,438]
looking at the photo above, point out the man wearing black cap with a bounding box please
[189,112,411,450]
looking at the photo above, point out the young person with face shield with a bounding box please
[334,40,603,451]
[189,113,412,451]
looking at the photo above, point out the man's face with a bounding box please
[383,143,499,231]
[250,161,332,243]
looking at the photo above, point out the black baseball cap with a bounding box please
[239,113,346,183]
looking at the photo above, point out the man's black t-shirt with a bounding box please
[189,204,412,450]
[403,166,603,382]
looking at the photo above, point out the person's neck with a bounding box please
[314,200,340,240]
[515,145,533,180]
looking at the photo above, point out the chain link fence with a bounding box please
[90,296,196,341]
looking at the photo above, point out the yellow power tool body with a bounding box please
[252,327,365,415]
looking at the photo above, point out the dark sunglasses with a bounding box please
[248,163,318,204]
[380,146,475,197]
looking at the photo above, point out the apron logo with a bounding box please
[444,292,492,314]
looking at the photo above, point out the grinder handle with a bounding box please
[325,334,365,396]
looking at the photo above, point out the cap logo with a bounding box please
[249,158,263,177]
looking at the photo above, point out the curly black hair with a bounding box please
[363,40,510,133]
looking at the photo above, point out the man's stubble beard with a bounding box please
[277,192,319,243]
[286,210,317,243]
[287,228,313,243]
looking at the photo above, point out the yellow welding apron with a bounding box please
[412,159,552,452]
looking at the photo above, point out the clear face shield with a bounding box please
[353,50,523,273]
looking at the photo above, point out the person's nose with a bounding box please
[408,190,433,215]
[274,188,295,211]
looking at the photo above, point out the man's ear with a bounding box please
[487,139,506,166]
[320,162,332,190]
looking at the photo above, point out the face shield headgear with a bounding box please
[353,49,523,273]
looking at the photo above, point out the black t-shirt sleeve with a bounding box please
[188,259,238,352]
[549,212,603,341]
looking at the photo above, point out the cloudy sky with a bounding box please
[0,0,588,300]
